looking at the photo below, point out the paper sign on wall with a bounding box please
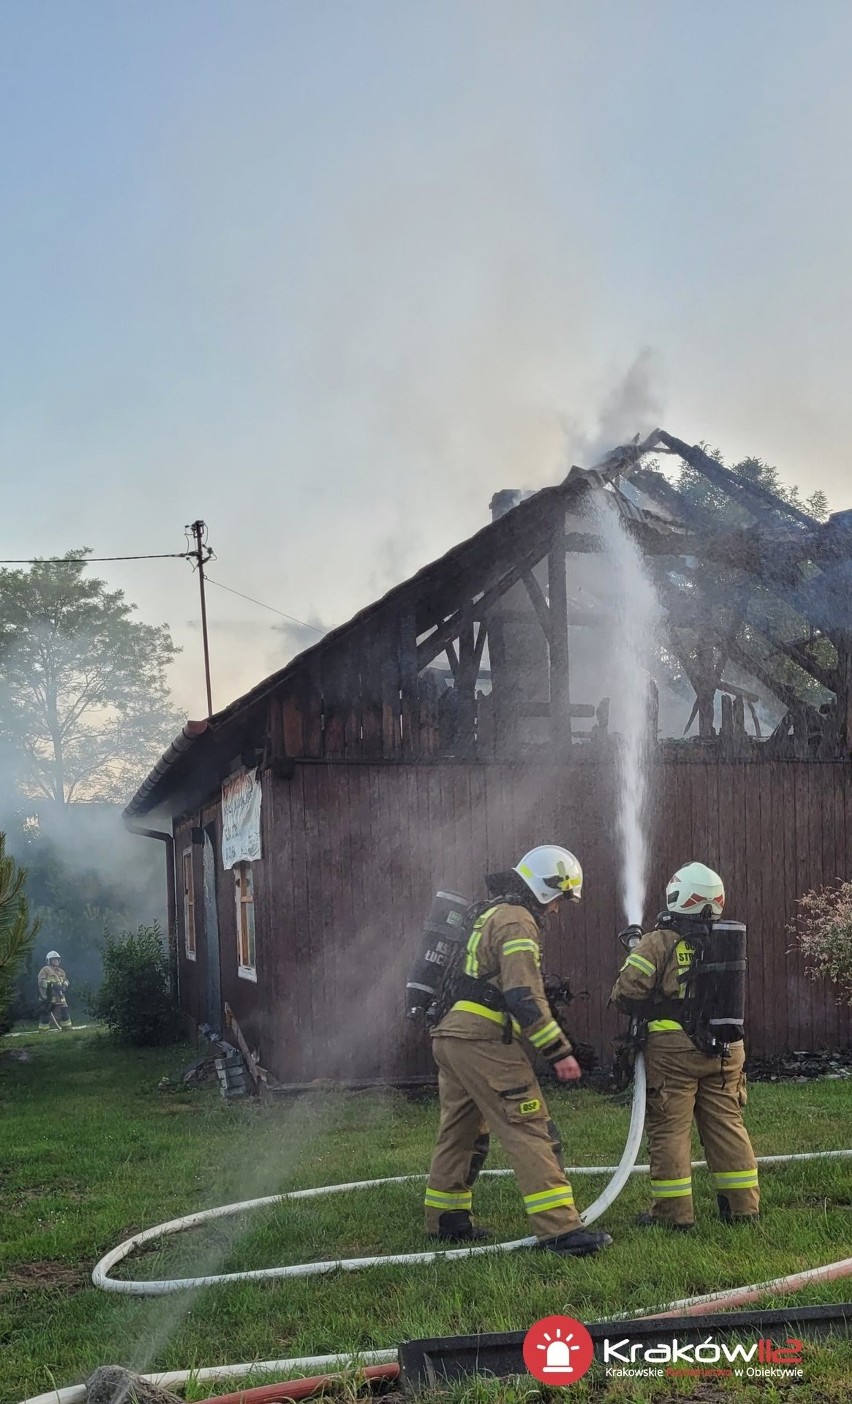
[221,768,263,869]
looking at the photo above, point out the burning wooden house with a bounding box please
[124,431,852,1079]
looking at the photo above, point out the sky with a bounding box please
[2,0,852,724]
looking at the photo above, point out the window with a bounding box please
[235,862,256,979]
[182,849,197,960]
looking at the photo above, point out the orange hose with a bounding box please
[646,1256,852,1318]
[191,1362,400,1404]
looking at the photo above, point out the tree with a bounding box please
[0,551,183,804]
[0,833,40,1034]
[674,449,829,527]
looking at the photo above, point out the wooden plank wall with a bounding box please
[176,760,852,1080]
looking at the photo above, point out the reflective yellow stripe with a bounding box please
[501,939,539,957]
[711,1170,759,1188]
[424,1189,473,1208]
[524,1191,575,1213]
[650,1177,693,1199]
[624,952,655,976]
[647,1019,684,1032]
[451,1000,504,1026]
[464,906,499,976]
[524,1185,575,1204]
[450,1000,521,1035]
[529,1020,562,1049]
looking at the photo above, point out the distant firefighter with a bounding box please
[38,951,72,1031]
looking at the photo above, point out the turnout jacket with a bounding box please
[609,927,694,1032]
[37,965,69,1004]
[433,903,572,1063]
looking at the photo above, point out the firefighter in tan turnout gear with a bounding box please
[38,951,72,1031]
[610,862,759,1231]
[424,846,612,1258]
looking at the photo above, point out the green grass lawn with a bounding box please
[1,1027,851,1404]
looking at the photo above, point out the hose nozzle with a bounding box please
[619,923,644,950]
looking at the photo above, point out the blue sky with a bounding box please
[2,1,851,717]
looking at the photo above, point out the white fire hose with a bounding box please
[88,1056,648,1295]
[20,1057,852,1404]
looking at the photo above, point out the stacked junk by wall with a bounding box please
[124,430,852,1085]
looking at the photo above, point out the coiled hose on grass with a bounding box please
[20,1056,852,1404]
[90,1056,648,1295]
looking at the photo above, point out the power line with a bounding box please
[0,548,324,634]
[0,552,192,564]
[204,574,326,634]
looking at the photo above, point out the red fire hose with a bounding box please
[190,1363,399,1404]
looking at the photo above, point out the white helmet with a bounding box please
[514,846,583,905]
[46,950,61,961]
[666,862,725,918]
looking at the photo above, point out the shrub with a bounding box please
[790,881,852,1005]
[88,922,182,1045]
[0,833,40,1034]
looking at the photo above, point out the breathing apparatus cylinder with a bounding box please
[700,919,747,1039]
[405,891,470,1019]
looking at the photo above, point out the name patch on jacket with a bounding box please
[519,1098,541,1115]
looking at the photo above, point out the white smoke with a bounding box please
[561,348,664,472]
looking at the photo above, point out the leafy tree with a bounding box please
[674,448,829,526]
[0,550,183,804]
[0,833,40,1034]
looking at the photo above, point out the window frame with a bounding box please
[182,847,197,961]
[234,861,257,981]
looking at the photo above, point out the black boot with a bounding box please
[428,1210,492,1243]
[635,1212,694,1233]
[538,1228,612,1257]
[717,1194,760,1225]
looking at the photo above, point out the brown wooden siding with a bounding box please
[175,760,852,1080]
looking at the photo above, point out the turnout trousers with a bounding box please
[39,998,71,1030]
[644,1031,759,1226]
[425,1035,583,1239]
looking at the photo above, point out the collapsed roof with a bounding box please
[125,430,852,821]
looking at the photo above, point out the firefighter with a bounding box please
[424,845,613,1258]
[37,951,72,1031]
[609,862,759,1231]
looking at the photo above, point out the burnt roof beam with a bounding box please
[726,638,824,722]
[656,432,818,530]
[521,570,552,644]
[410,488,575,631]
[665,562,840,696]
[416,548,545,670]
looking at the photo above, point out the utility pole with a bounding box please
[187,520,214,716]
